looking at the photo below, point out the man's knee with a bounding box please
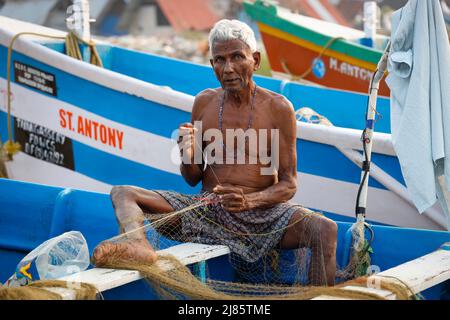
[319,217,338,254]
[110,185,137,204]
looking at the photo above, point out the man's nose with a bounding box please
[224,59,233,73]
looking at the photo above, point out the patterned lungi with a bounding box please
[152,190,312,264]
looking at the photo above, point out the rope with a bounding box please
[99,257,416,300]
[65,31,103,67]
[2,31,103,161]
[106,197,216,243]
[281,36,343,81]
[0,280,100,300]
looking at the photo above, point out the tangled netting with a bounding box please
[87,193,414,300]
[0,194,415,300]
[0,280,98,300]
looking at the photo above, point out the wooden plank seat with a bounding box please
[313,244,450,300]
[46,243,230,299]
[44,243,450,300]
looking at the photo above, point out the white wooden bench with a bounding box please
[46,243,450,300]
[47,243,230,299]
[313,245,450,300]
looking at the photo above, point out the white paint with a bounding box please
[73,0,91,42]
[1,75,396,165]
[328,57,374,82]
[314,248,450,300]
[336,146,447,229]
[277,4,389,44]
[377,248,450,295]
[312,285,394,300]
[4,152,112,194]
[363,1,378,40]
[1,82,443,229]
[0,16,66,39]
[55,244,450,300]
[54,243,230,299]
[0,17,396,157]
[278,6,365,40]
[297,120,395,156]
[340,285,395,299]
[294,172,443,230]
[0,79,180,176]
[5,149,440,229]
[156,242,230,266]
[0,23,195,113]
[0,16,443,229]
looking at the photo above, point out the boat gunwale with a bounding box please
[243,1,383,65]
[0,27,195,113]
[0,23,396,157]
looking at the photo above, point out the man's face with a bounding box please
[210,39,261,93]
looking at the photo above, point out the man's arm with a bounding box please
[179,91,209,186]
[215,96,298,212]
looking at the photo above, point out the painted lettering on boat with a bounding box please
[329,57,373,81]
[59,108,124,150]
[15,117,75,170]
[14,61,57,96]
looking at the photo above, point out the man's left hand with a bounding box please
[213,185,250,213]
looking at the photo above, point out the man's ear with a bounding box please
[252,51,261,70]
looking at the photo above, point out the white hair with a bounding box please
[208,19,258,56]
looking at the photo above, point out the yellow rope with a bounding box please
[281,36,343,81]
[2,31,103,161]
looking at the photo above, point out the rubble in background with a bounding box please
[99,32,211,65]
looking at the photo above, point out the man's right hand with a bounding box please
[178,122,198,165]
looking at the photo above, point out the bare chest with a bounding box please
[197,101,276,160]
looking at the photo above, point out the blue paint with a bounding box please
[298,139,392,189]
[0,64,399,192]
[49,188,74,238]
[312,58,326,79]
[0,42,398,185]
[366,119,374,129]
[2,41,444,298]
[72,139,201,193]
[360,38,374,48]
[110,45,282,96]
[282,82,391,133]
[371,152,407,186]
[193,261,207,283]
[0,178,449,299]
[43,43,114,70]
[0,45,192,139]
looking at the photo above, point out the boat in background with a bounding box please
[0,15,447,231]
[243,0,391,97]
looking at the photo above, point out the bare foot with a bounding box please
[92,238,158,267]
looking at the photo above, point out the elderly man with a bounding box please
[93,19,337,286]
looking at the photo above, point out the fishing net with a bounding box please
[84,105,399,299]
[0,187,412,300]
[0,280,98,300]
[95,192,329,283]
[296,107,373,280]
[89,191,413,300]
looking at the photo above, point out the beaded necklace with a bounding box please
[218,85,257,159]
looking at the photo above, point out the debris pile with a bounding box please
[99,34,210,65]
